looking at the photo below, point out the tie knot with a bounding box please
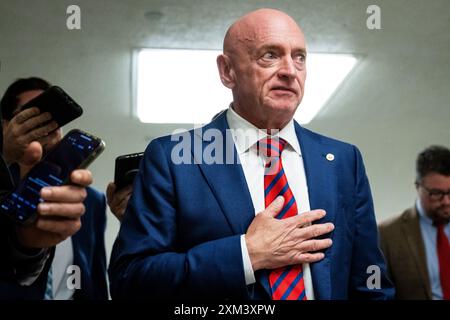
[434,220,449,230]
[257,137,287,158]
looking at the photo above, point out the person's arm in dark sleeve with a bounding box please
[348,146,395,299]
[1,152,51,285]
[109,138,248,299]
[8,228,51,285]
[90,192,108,299]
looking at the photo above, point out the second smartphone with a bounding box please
[0,129,105,225]
[114,152,144,190]
[19,86,83,129]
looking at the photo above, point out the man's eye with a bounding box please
[262,52,276,59]
[294,54,306,64]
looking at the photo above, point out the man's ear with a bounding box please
[415,181,420,191]
[2,120,9,135]
[217,54,236,89]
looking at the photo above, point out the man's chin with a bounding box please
[435,209,450,221]
[264,100,299,115]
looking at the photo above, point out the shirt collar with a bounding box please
[416,198,434,226]
[226,105,301,156]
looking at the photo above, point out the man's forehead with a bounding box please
[423,173,450,186]
[235,26,306,51]
[223,9,307,59]
[228,15,304,47]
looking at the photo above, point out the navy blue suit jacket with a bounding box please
[0,187,108,300]
[71,187,108,300]
[109,111,394,300]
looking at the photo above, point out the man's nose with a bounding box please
[442,193,450,205]
[277,56,297,80]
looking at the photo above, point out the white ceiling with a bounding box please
[2,1,449,46]
[3,0,449,50]
[1,0,449,118]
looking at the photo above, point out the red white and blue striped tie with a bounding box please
[258,137,307,300]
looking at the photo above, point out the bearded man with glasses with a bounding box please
[379,145,450,300]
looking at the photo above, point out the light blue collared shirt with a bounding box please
[417,199,450,300]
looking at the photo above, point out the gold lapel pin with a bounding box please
[326,153,335,161]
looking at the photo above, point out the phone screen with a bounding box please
[0,129,103,224]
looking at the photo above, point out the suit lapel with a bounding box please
[402,208,432,299]
[71,231,81,267]
[194,116,337,299]
[194,113,255,235]
[295,123,336,300]
[194,113,272,297]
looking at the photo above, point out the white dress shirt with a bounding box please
[226,106,315,300]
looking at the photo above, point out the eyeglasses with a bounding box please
[418,184,450,201]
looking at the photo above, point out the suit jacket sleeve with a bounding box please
[85,189,108,300]
[109,138,248,299]
[378,224,394,283]
[0,154,50,286]
[347,146,394,299]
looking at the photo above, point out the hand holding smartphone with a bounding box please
[0,129,105,225]
[114,152,143,190]
[19,86,83,130]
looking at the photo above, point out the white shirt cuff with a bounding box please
[240,234,256,285]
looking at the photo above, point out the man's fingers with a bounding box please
[40,185,87,203]
[24,120,58,141]
[114,187,133,207]
[37,202,86,219]
[265,196,285,217]
[296,222,334,240]
[289,209,327,228]
[12,107,41,125]
[106,183,116,205]
[294,252,326,264]
[19,112,52,133]
[117,193,132,209]
[37,129,60,148]
[70,169,93,187]
[117,185,133,197]
[297,238,333,253]
[35,217,82,235]
[20,141,43,166]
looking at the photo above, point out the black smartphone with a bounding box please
[19,86,83,129]
[114,152,144,190]
[0,129,105,225]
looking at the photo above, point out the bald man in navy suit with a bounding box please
[110,8,394,300]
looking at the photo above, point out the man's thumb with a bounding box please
[21,141,43,166]
[266,196,285,217]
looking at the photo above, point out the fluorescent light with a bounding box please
[297,53,357,124]
[134,49,357,124]
[135,49,230,124]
